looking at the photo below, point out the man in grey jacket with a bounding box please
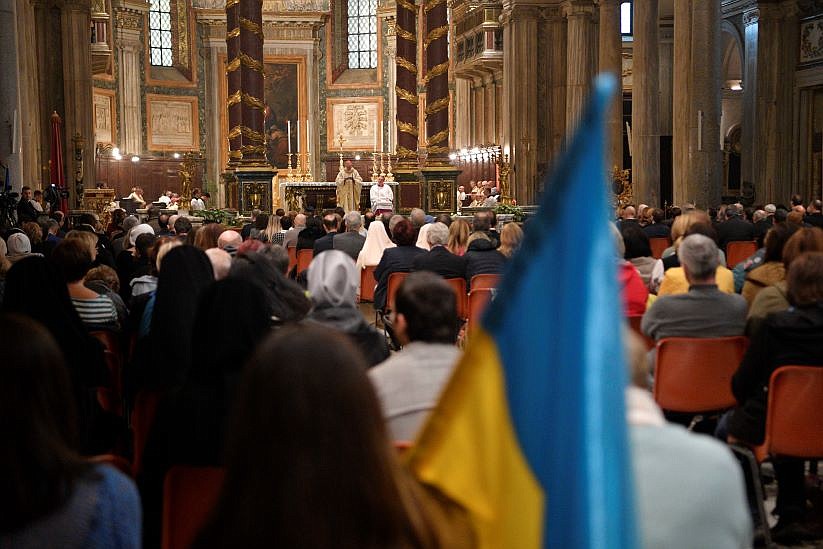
[368,272,462,441]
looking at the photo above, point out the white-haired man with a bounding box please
[411,222,466,279]
[333,211,366,261]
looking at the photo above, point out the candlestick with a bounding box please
[287,152,294,182]
[371,151,379,181]
[379,152,386,176]
[386,153,394,181]
[287,120,292,154]
[304,151,313,182]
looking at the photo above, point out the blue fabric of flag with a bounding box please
[482,74,638,549]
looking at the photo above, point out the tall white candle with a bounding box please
[373,120,378,152]
[306,119,311,156]
[287,120,292,154]
[381,120,385,153]
[297,120,301,154]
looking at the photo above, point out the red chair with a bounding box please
[470,274,500,291]
[653,336,748,414]
[359,265,378,303]
[162,466,225,549]
[90,330,121,355]
[287,245,297,274]
[296,249,314,275]
[626,315,655,350]
[760,365,823,459]
[385,272,409,313]
[467,289,494,332]
[394,441,413,455]
[726,240,758,268]
[131,390,162,477]
[444,278,468,320]
[648,237,671,259]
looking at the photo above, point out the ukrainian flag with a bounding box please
[406,75,637,548]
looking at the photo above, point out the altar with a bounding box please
[279,180,399,213]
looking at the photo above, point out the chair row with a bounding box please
[648,236,757,268]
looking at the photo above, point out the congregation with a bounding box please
[2,193,823,547]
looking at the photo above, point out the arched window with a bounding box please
[620,1,633,37]
[347,0,377,69]
[149,0,173,67]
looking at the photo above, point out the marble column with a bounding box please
[544,10,567,172]
[395,0,417,161]
[501,5,538,204]
[632,0,660,206]
[113,1,148,156]
[62,0,95,205]
[598,0,623,172]
[752,3,792,202]
[741,8,758,188]
[424,0,450,158]
[673,0,721,207]
[226,0,267,166]
[565,1,596,135]
[484,78,495,144]
[455,78,471,148]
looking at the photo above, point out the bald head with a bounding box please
[206,248,232,280]
[622,206,636,220]
[294,213,307,228]
[218,229,242,250]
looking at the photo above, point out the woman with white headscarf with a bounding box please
[306,250,389,367]
[7,233,39,265]
[415,223,431,251]
[356,221,396,270]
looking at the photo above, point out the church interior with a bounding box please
[2,0,822,213]
[5,1,823,548]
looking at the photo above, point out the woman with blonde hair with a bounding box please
[261,215,285,245]
[498,222,524,258]
[447,218,470,256]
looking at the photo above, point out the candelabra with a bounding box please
[371,152,380,181]
[379,152,387,178]
[303,151,313,182]
[385,153,394,181]
[286,153,295,182]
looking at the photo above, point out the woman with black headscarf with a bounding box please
[1,256,113,453]
[230,250,311,324]
[132,245,214,393]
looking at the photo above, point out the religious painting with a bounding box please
[146,94,199,150]
[800,16,823,65]
[263,61,301,168]
[93,89,115,144]
[327,97,383,152]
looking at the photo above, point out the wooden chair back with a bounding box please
[444,277,468,320]
[359,265,378,303]
[470,274,500,291]
[385,272,409,313]
[296,249,314,275]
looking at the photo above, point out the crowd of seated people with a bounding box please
[4,192,823,548]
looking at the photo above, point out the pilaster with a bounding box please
[564,0,596,135]
[113,0,148,157]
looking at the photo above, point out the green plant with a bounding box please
[199,208,240,227]
[494,203,525,222]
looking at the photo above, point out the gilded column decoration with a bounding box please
[395,0,418,161]
[226,0,267,166]
[424,0,450,158]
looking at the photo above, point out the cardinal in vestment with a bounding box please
[335,159,363,212]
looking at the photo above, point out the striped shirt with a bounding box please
[71,295,118,327]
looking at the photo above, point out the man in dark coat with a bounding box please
[715,204,755,251]
[412,222,466,279]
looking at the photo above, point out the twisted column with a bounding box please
[424,0,449,157]
[226,0,266,167]
[395,0,418,161]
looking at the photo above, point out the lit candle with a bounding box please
[287,120,292,154]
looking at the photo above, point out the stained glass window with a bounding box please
[621,1,633,36]
[149,0,173,67]
[347,0,377,69]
